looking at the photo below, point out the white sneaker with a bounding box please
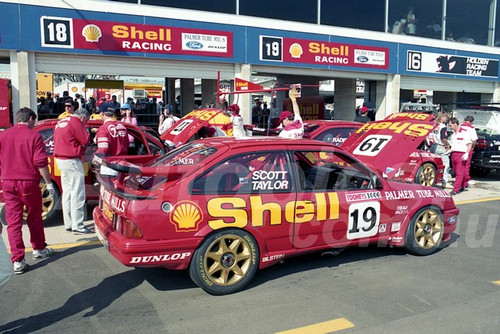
[32,247,55,260]
[13,259,28,274]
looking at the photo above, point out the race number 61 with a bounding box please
[40,16,74,48]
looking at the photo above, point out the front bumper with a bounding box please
[93,207,203,270]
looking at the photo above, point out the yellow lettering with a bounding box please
[404,123,433,137]
[285,201,296,223]
[250,196,282,227]
[130,26,144,40]
[145,31,158,40]
[112,25,129,38]
[373,122,391,130]
[294,201,315,223]
[315,193,327,221]
[207,197,247,230]
[328,192,339,219]
[309,42,320,53]
[389,122,411,133]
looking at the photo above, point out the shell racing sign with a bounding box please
[40,16,233,57]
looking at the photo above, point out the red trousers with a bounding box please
[2,180,46,262]
[451,152,467,192]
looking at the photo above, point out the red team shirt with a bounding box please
[95,120,129,156]
[0,124,48,181]
[53,115,90,159]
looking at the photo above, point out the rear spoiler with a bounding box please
[94,155,187,178]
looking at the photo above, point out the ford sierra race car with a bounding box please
[0,119,167,225]
[93,136,459,295]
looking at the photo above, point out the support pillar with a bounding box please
[165,78,176,108]
[334,78,357,121]
[378,74,400,119]
[201,79,217,108]
[179,78,195,117]
[10,51,36,120]
[492,82,500,103]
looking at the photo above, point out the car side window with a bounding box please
[315,127,358,146]
[294,150,374,191]
[191,151,292,195]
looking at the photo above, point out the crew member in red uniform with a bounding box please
[54,108,91,234]
[0,108,55,274]
[94,105,129,175]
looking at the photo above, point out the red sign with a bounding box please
[234,78,264,92]
[283,37,388,69]
[283,96,325,120]
[71,19,233,58]
[0,79,11,128]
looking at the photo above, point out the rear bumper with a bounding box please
[93,207,203,270]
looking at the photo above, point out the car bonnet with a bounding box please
[341,118,436,178]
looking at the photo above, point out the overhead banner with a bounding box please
[259,35,389,69]
[234,78,264,91]
[40,16,233,58]
[406,50,499,78]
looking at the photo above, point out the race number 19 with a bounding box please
[260,36,283,61]
[40,16,74,48]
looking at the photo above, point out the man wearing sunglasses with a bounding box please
[57,98,75,119]
[278,86,303,138]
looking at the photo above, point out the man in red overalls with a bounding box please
[0,108,55,274]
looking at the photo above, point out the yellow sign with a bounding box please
[36,73,53,98]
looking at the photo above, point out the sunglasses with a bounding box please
[65,105,72,108]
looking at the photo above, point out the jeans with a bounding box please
[56,158,86,230]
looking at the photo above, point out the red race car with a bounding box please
[0,119,167,225]
[252,117,444,187]
[93,136,459,295]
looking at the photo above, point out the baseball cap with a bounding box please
[279,111,293,123]
[360,106,369,113]
[121,103,131,109]
[98,102,114,112]
[228,104,240,113]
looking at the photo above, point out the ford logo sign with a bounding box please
[186,41,203,49]
[357,56,369,63]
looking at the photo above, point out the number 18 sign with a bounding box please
[40,16,74,48]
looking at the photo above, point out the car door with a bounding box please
[291,147,386,249]
[190,149,296,253]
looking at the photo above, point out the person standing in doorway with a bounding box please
[447,117,473,195]
[54,108,92,234]
[0,108,55,274]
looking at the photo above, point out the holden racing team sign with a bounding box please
[40,16,233,57]
[407,50,499,78]
[259,35,389,69]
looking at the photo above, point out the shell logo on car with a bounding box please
[170,201,203,232]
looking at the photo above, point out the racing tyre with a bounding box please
[405,207,444,256]
[189,229,259,295]
[415,163,437,187]
[0,182,61,226]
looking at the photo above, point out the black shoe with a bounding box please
[450,191,458,195]
[458,188,465,193]
[65,228,72,232]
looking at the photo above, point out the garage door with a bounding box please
[400,75,495,93]
[35,53,235,79]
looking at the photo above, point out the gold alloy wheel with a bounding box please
[413,209,444,250]
[40,183,55,219]
[418,163,436,187]
[204,233,253,286]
